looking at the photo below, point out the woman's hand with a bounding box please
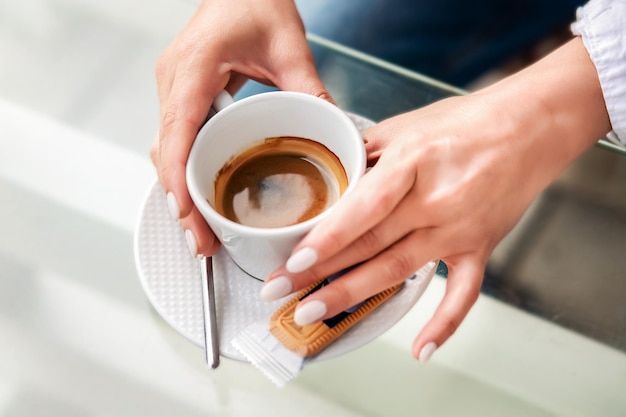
[151,0,330,257]
[261,38,611,361]
[262,93,539,361]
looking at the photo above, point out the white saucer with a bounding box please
[133,113,436,362]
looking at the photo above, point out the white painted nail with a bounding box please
[286,247,318,273]
[418,342,437,364]
[166,192,180,221]
[260,276,293,302]
[185,229,198,258]
[294,300,327,326]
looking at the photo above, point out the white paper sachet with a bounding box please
[232,321,306,387]
[232,265,410,387]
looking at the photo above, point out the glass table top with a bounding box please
[1,0,625,416]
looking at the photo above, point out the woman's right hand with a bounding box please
[151,0,331,257]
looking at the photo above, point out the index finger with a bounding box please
[285,155,416,274]
[157,61,229,221]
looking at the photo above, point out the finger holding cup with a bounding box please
[186,91,366,280]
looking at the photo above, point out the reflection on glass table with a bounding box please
[1,1,625,416]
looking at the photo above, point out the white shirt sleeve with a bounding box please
[571,0,626,146]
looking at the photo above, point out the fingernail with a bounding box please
[185,229,198,258]
[418,342,437,364]
[317,91,335,104]
[294,300,327,326]
[286,247,318,273]
[260,276,292,302]
[167,192,180,221]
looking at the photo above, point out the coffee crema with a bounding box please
[213,136,347,228]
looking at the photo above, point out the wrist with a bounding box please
[476,38,611,185]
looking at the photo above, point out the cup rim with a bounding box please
[186,90,366,237]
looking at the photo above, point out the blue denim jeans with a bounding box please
[295,0,585,87]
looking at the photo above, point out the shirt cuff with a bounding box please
[571,0,626,146]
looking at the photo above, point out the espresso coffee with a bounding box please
[214,136,347,228]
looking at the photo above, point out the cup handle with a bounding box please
[212,90,235,112]
[205,90,235,122]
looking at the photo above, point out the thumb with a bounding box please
[273,60,334,104]
[361,121,392,163]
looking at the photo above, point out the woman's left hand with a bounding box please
[261,92,536,361]
[260,37,610,362]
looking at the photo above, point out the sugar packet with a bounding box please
[232,267,407,387]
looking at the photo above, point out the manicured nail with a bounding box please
[167,192,180,221]
[294,300,327,325]
[286,247,318,273]
[260,276,292,302]
[418,342,437,364]
[185,229,198,258]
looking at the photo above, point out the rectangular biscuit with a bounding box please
[269,280,403,358]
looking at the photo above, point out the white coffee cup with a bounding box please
[186,90,366,280]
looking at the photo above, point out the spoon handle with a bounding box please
[200,256,220,369]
